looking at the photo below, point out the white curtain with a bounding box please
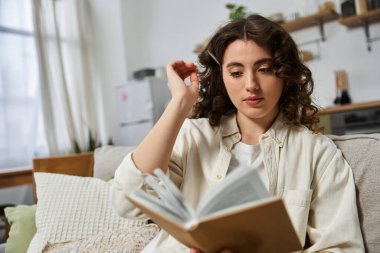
[32,0,107,155]
[0,0,48,169]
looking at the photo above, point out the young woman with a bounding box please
[111,15,364,252]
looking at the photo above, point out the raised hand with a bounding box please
[166,60,199,111]
[130,61,199,174]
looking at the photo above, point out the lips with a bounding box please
[243,96,264,106]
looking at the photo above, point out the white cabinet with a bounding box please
[115,78,170,146]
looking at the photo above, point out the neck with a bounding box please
[236,111,279,145]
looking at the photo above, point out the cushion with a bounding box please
[27,173,148,253]
[330,134,380,253]
[93,145,134,180]
[4,205,36,253]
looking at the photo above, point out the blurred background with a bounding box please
[0,0,379,219]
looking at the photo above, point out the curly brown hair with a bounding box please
[190,14,319,131]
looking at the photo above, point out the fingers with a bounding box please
[171,60,197,71]
[189,71,199,90]
[189,249,202,253]
[167,60,197,80]
[166,60,199,104]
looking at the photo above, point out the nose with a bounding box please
[245,72,260,92]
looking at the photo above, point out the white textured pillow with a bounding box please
[28,172,147,253]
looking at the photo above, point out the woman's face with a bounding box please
[222,39,283,125]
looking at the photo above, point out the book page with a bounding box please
[129,189,188,223]
[196,167,270,218]
[134,169,195,222]
[153,169,195,219]
[143,174,186,215]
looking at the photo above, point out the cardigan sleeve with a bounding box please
[110,124,189,220]
[305,146,364,252]
[110,152,150,219]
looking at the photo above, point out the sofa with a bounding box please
[1,133,379,253]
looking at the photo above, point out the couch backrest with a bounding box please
[93,145,134,180]
[95,134,380,252]
[330,134,380,253]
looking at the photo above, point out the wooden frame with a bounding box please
[32,152,94,176]
[32,152,94,203]
[0,168,33,189]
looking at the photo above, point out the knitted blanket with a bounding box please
[43,224,159,253]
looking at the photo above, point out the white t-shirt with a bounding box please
[228,141,269,190]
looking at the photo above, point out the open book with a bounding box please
[127,167,302,253]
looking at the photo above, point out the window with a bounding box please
[0,0,48,170]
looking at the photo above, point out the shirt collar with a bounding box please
[220,112,240,137]
[220,112,289,147]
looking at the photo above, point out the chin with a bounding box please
[239,107,279,121]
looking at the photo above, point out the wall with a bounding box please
[121,0,228,77]
[121,0,380,108]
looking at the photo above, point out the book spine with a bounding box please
[355,0,368,14]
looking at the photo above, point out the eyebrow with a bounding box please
[225,58,273,68]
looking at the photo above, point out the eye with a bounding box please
[258,67,274,74]
[230,71,243,78]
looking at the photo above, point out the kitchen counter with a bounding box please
[318,100,380,135]
[318,100,380,115]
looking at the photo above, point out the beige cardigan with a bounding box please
[111,114,364,253]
